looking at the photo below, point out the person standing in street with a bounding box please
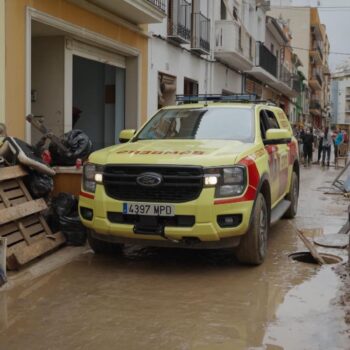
[322,127,332,167]
[317,129,324,164]
[303,127,314,167]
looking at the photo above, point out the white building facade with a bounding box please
[331,61,350,127]
[147,0,270,117]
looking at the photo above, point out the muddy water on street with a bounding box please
[0,167,349,350]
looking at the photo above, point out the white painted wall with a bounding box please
[148,37,242,117]
[333,76,350,124]
[31,36,65,143]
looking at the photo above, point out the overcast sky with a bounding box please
[286,0,350,71]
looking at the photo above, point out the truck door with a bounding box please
[260,109,289,205]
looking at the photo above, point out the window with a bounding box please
[184,78,198,96]
[136,108,255,142]
[158,72,176,109]
[220,0,227,20]
[260,109,280,139]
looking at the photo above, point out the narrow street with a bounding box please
[0,165,349,350]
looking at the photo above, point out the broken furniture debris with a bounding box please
[0,165,65,270]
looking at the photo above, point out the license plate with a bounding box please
[123,202,175,217]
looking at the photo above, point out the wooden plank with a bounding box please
[26,223,44,236]
[296,229,326,265]
[10,197,28,206]
[22,215,40,227]
[0,222,18,237]
[5,188,24,200]
[0,166,27,182]
[0,199,47,225]
[7,232,66,269]
[1,180,20,191]
[4,231,23,246]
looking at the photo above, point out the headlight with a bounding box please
[204,166,247,198]
[83,163,104,193]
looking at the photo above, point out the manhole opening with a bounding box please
[289,252,342,265]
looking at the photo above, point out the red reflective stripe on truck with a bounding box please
[80,191,95,199]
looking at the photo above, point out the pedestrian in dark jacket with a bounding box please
[322,127,332,167]
[303,128,314,167]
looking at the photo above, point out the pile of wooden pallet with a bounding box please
[0,165,65,270]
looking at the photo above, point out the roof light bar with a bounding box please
[176,94,258,104]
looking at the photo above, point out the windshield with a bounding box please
[136,108,254,142]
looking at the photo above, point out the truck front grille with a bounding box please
[103,165,203,203]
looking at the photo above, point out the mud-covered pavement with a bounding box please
[0,166,349,350]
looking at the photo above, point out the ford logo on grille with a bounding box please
[136,172,163,187]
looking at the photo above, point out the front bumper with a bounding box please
[79,185,254,248]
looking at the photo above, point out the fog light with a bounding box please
[217,214,242,228]
[80,207,93,221]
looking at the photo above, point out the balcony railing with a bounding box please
[255,41,277,77]
[214,21,255,70]
[147,0,166,12]
[167,0,191,43]
[86,0,167,23]
[279,64,291,86]
[312,69,323,87]
[191,12,210,54]
[312,40,323,61]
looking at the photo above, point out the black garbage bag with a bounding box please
[24,171,53,198]
[59,215,87,246]
[51,192,77,217]
[49,192,86,246]
[49,129,92,166]
[48,193,77,233]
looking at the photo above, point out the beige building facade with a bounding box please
[269,6,330,128]
[4,0,166,147]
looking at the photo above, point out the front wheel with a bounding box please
[235,193,268,265]
[87,230,124,255]
[284,171,299,219]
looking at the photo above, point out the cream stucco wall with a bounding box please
[5,0,149,139]
[268,7,310,79]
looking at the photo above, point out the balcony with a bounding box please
[167,0,191,44]
[191,12,210,55]
[310,40,323,65]
[214,21,255,71]
[346,94,350,100]
[309,69,323,91]
[309,99,322,115]
[78,0,167,24]
[268,64,300,98]
[246,42,277,84]
[292,79,302,93]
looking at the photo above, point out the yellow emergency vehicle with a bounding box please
[79,95,299,265]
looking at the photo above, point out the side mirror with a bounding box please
[264,129,291,145]
[119,129,136,143]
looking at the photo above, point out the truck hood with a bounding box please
[89,140,253,166]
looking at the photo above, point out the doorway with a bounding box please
[73,55,125,150]
[29,17,137,148]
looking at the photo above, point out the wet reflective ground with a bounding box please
[0,166,349,350]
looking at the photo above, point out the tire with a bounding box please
[284,171,299,219]
[87,230,123,255]
[236,193,268,265]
